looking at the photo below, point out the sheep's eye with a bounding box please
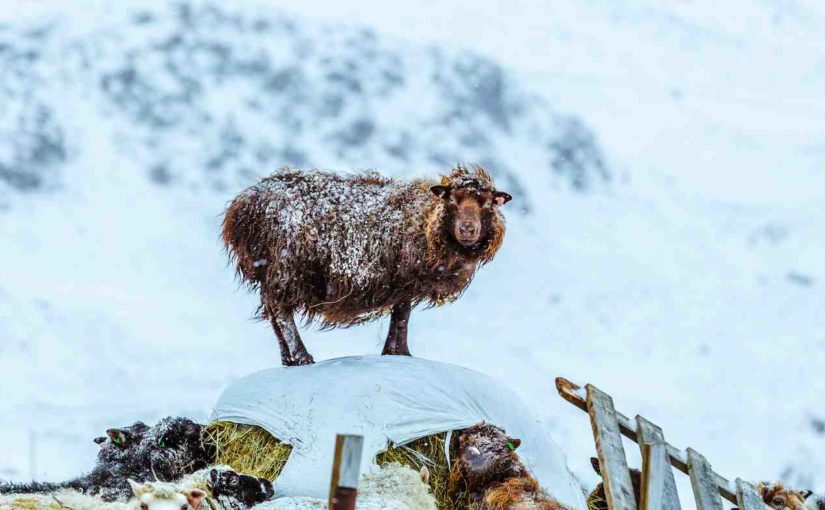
[772,497,785,506]
[140,503,148,510]
[180,505,188,510]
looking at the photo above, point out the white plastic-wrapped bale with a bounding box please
[211,356,587,510]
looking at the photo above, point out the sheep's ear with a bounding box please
[430,185,451,199]
[419,466,431,485]
[210,469,218,484]
[185,488,207,509]
[94,436,107,445]
[590,457,602,476]
[493,191,512,206]
[128,479,147,496]
[801,490,814,500]
[107,428,126,446]
[507,437,521,450]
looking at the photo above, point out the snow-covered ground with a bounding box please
[1,1,824,508]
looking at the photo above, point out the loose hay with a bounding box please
[587,491,607,510]
[203,422,292,481]
[375,432,473,510]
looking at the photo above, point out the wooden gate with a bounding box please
[555,378,771,510]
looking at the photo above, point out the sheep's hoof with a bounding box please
[283,352,315,366]
[381,351,412,357]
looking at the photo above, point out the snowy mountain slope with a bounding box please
[1,1,824,507]
[0,1,608,206]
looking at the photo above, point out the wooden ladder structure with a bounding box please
[556,378,772,510]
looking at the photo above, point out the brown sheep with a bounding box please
[448,423,567,510]
[221,165,512,365]
[586,457,641,510]
[757,482,814,510]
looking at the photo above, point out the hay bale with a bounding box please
[375,433,472,510]
[203,422,292,481]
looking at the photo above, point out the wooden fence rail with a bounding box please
[556,377,771,510]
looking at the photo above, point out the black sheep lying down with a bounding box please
[0,417,215,501]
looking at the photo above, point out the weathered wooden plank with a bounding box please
[586,384,638,510]
[687,448,725,510]
[736,479,773,510]
[640,442,674,510]
[555,377,738,505]
[329,434,364,510]
[636,416,681,510]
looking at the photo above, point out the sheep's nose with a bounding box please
[459,223,479,237]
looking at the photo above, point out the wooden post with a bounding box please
[586,384,638,510]
[636,416,681,510]
[736,479,773,510]
[687,448,724,510]
[556,377,738,505]
[329,434,364,510]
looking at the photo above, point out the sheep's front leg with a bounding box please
[382,301,412,356]
[270,312,314,366]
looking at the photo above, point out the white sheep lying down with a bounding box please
[0,463,434,510]
[0,482,205,510]
[0,467,212,510]
[256,463,436,510]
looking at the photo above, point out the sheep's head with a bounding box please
[430,165,511,254]
[128,480,206,510]
[94,421,149,449]
[758,482,812,510]
[450,422,526,497]
[139,417,215,481]
[94,421,150,465]
[209,468,275,507]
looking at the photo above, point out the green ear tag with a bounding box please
[114,436,122,445]
[158,439,166,448]
[507,441,516,451]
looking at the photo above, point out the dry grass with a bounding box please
[375,432,473,510]
[203,421,292,481]
[586,488,607,510]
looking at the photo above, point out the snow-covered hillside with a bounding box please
[1,0,824,507]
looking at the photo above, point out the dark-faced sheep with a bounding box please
[208,468,274,509]
[94,421,151,465]
[222,165,512,365]
[448,423,567,510]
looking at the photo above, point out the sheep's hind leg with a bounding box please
[270,313,315,366]
[381,301,412,356]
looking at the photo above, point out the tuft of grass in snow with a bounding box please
[203,422,292,481]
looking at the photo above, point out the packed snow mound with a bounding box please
[0,0,609,205]
[212,356,587,510]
